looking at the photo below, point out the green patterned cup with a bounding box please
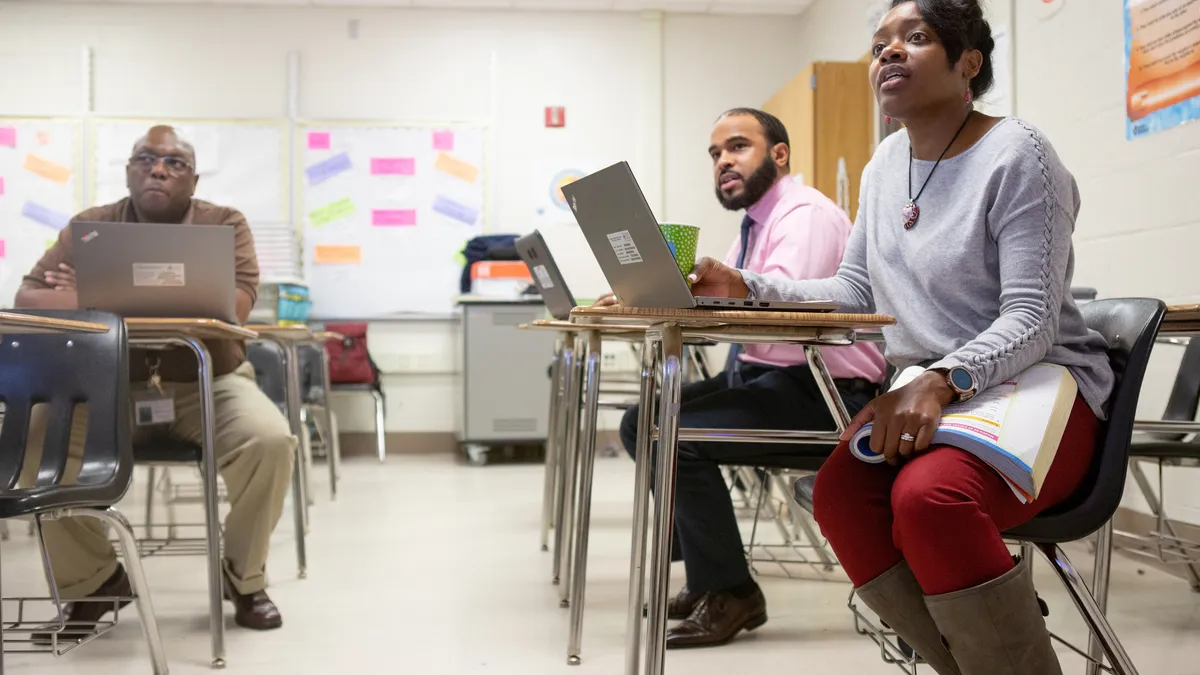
[659,223,700,285]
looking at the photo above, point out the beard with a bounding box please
[714,155,779,211]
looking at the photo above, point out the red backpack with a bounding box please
[323,322,379,386]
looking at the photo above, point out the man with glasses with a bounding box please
[15,125,294,634]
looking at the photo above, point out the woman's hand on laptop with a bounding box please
[44,263,77,291]
[593,293,620,308]
[687,257,749,299]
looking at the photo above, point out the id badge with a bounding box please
[132,391,176,426]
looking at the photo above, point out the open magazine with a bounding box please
[849,363,1078,503]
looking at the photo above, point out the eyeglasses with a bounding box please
[128,153,194,175]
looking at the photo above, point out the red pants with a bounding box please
[812,396,1098,595]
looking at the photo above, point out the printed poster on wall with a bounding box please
[1125,0,1200,140]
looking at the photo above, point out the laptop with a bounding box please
[515,230,578,321]
[72,221,238,323]
[560,161,839,312]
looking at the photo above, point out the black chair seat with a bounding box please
[1130,441,1200,460]
[134,437,202,464]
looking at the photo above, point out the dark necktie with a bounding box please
[724,214,755,386]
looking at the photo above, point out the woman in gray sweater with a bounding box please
[687,2,1111,673]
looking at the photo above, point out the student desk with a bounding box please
[569,306,895,675]
[125,318,258,670]
[0,311,110,335]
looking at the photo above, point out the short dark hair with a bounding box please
[717,108,790,166]
[890,0,995,99]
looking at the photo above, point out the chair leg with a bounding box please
[329,410,341,492]
[371,389,387,462]
[76,508,171,675]
[144,466,157,540]
[299,408,315,511]
[1038,541,1139,675]
[1128,458,1200,590]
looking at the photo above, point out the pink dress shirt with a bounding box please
[725,177,887,382]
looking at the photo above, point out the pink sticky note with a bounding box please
[0,127,15,148]
[433,130,454,151]
[371,157,415,175]
[307,132,331,150]
[0,177,5,196]
[372,209,417,226]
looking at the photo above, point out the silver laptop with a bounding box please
[560,161,839,312]
[72,221,238,323]
[515,230,577,321]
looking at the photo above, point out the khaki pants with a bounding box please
[19,361,296,597]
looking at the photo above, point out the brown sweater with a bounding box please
[22,198,260,382]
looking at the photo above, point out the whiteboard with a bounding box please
[298,123,487,318]
[0,118,82,309]
[90,118,297,281]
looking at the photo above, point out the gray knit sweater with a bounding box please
[742,117,1114,417]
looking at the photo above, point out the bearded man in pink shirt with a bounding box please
[612,108,887,649]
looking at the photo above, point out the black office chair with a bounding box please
[247,340,287,412]
[1121,337,1200,589]
[0,309,167,672]
[796,298,1164,675]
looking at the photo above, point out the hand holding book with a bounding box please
[839,368,957,465]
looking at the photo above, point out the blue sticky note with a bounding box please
[433,195,479,225]
[22,200,69,231]
[305,152,352,186]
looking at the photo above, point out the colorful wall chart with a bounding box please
[0,118,82,308]
[299,123,487,318]
[1125,0,1200,140]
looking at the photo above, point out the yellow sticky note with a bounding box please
[45,238,56,250]
[314,245,361,265]
[309,197,355,227]
[24,154,71,185]
[434,152,479,184]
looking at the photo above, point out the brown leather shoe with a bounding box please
[668,585,702,621]
[223,570,283,631]
[34,565,132,643]
[665,586,767,649]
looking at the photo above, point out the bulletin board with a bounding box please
[90,118,289,224]
[0,118,83,309]
[297,122,487,318]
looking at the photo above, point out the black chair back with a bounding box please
[247,341,286,410]
[1007,298,1165,543]
[298,343,325,405]
[1159,339,1200,438]
[0,310,131,518]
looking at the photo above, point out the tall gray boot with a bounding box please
[855,562,961,675]
[925,562,1063,675]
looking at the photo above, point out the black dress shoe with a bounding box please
[665,586,768,649]
[34,565,132,643]
[223,568,283,631]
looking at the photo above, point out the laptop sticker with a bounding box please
[133,263,185,287]
[532,264,555,289]
[606,230,643,265]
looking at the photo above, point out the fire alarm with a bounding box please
[545,106,566,128]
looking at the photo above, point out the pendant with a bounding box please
[902,201,920,230]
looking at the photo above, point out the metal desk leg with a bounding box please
[568,330,603,664]
[1085,520,1114,675]
[280,341,309,578]
[645,324,684,675]
[625,334,659,675]
[181,338,226,669]
[804,346,851,431]
[318,343,340,500]
[558,334,586,607]
[551,340,577,586]
[541,338,565,552]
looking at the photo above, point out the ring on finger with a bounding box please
[899,432,916,442]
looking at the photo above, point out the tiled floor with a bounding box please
[2,454,1199,674]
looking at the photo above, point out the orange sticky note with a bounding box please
[434,152,479,184]
[314,245,361,265]
[24,154,70,185]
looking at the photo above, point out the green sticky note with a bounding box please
[309,197,355,227]
[452,251,467,267]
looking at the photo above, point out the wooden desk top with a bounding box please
[0,311,110,335]
[1165,304,1200,323]
[125,318,259,341]
[570,306,896,330]
[246,324,315,341]
[313,331,345,342]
